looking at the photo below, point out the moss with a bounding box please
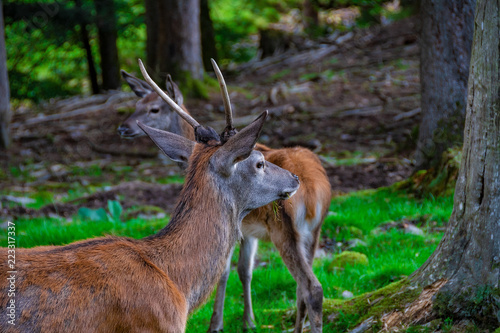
[323,278,421,331]
[329,251,369,271]
[394,148,461,197]
[178,71,210,100]
[433,284,500,326]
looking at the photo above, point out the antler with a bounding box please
[211,59,237,143]
[138,59,201,129]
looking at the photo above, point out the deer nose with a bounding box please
[117,125,129,136]
[292,173,299,182]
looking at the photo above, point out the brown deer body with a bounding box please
[119,64,331,332]
[0,61,300,333]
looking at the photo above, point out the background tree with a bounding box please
[144,0,159,73]
[410,0,500,322]
[303,0,319,34]
[200,0,218,72]
[415,0,475,171]
[0,0,11,149]
[75,0,99,94]
[94,0,120,90]
[156,0,204,84]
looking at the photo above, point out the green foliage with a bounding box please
[210,0,301,63]
[1,186,453,331]
[77,200,123,223]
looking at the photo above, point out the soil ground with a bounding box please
[0,17,420,219]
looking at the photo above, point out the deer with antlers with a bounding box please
[119,60,332,332]
[0,60,300,333]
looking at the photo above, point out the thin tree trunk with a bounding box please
[157,0,203,82]
[144,0,159,73]
[411,0,500,323]
[415,0,475,171]
[200,0,217,72]
[303,0,319,33]
[81,24,100,94]
[74,0,99,94]
[94,0,120,90]
[0,0,11,149]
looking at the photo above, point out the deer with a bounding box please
[118,60,332,333]
[0,59,301,333]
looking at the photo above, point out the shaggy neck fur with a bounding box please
[144,144,241,311]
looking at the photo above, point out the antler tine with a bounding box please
[211,59,234,132]
[138,59,200,129]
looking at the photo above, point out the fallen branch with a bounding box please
[393,108,421,121]
[13,92,136,128]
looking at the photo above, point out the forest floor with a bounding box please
[1,17,420,219]
[0,16,475,332]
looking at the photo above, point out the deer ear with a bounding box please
[137,121,194,168]
[121,70,153,98]
[166,75,184,106]
[212,111,267,176]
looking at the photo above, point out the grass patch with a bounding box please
[0,186,454,331]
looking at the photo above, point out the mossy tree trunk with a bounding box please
[415,0,475,171]
[411,0,500,323]
[94,0,120,90]
[0,0,11,149]
[156,0,204,83]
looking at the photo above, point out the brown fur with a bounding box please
[0,144,240,333]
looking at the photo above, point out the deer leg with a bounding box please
[294,285,307,332]
[269,216,323,333]
[208,246,235,332]
[238,236,259,330]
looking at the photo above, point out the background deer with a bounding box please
[118,69,195,142]
[119,60,332,333]
[0,60,300,333]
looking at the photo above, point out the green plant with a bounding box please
[78,200,123,223]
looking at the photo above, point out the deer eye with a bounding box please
[150,108,160,114]
[256,161,264,169]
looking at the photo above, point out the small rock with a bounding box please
[347,238,368,249]
[342,290,354,299]
[404,224,424,236]
[314,248,329,259]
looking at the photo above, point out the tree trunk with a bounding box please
[74,0,99,94]
[157,0,203,82]
[0,0,11,149]
[94,0,120,90]
[415,0,475,171]
[144,0,159,73]
[411,0,500,323]
[200,0,218,72]
[303,0,319,35]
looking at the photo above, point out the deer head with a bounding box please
[136,59,300,212]
[118,70,187,138]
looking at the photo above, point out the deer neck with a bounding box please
[143,171,241,312]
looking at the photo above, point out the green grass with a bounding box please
[0,187,454,332]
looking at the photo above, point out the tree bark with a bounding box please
[144,0,159,73]
[0,0,11,149]
[415,0,475,171]
[94,0,120,90]
[74,0,99,94]
[200,0,218,72]
[411,0,500,323]
[157,0,204,82]
[303,0,319,34]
